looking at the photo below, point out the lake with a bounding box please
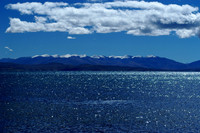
[1,71,200,132]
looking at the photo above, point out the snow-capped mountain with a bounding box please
[30,54,157,59]
[0,54,187,70]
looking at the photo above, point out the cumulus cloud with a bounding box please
[5,1,200,38]
[5,46,13,52]
[67,36,76,39]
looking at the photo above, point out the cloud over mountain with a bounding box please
[6,0,200,38]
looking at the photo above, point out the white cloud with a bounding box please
[5,1,200,38]
[5,46,13,52]
[67,36,76,39]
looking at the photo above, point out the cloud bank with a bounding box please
[6,1,200,38]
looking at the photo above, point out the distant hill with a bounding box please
[0,54,198,71]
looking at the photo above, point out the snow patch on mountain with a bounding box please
[60,54,87,58]
[108,55,132,59]
[91,55,106,59]
[146,55,157,58]
[32,54,157,59]
[32,54,51,58]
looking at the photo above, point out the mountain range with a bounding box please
[1,54,200,71]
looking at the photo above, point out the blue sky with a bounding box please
[0,0,200,63]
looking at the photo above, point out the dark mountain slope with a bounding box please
[0,55,188,70]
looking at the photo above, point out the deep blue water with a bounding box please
[1,71,200,132]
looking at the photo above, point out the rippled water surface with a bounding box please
[1,71,200,132]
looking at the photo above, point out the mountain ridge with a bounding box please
[0,54,200,71]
